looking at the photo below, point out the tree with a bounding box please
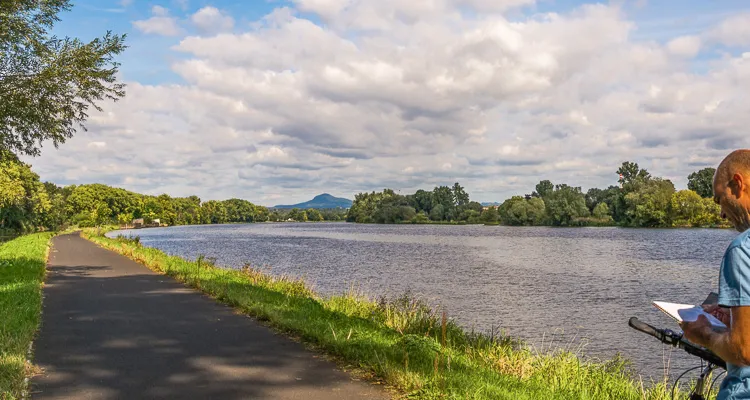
[623,178,675,227]
[526,197,546,225]
[432,186,454,219]
[671,189,723,227]
[452,182,469,207]
[499,196,526,225]
[617,161,650,185]
[688,168,716,198]
[480,206,499,224]
[671,190,704,227]
[1,0,127,156]
[533,180,554,199]
[410,189,433,213]
[429,204,445,221]
[544,184,589,226]
[306,208,324,222]
[288,208,308,222]
[592,203,611,220]
[585,188,605,212]
[0,158,50,232]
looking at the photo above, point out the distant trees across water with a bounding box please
[0,157,346,234]
[0,157,723,234]
[347,162,725,228]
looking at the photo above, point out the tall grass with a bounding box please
[0,233,53,399]
[89,230,679,399]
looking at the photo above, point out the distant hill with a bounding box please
[274,194,353,209]
[481,202,502,206]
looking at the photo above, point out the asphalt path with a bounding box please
[31,233,387,400]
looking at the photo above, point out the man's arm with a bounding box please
[682,306,750,366]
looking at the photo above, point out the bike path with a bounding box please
[31,233,387,399]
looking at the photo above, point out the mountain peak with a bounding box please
[274,194,352,209]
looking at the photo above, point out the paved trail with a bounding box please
[32,233,388,400]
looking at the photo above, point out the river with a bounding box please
[110,223,736,382]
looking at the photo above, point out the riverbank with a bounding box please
[0,233,53,399]
[83,228,678,399]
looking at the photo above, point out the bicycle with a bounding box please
[628,317,726,400]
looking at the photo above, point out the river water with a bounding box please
[111,223,737,382]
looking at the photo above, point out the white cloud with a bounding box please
[173,0,189,11]
[119,0,133,7]
[25,2,750,204]
[191,7,234,34]
[132,6,182,36]
[666,35,701,57]
[707,13,750,47]
[152,5,169,16]
[87,141,107,149]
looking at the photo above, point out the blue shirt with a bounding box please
[718,228,750,399]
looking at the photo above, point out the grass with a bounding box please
[0,233,53,399]
[82,228,682,400]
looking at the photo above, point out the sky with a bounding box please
[23,0,750,206]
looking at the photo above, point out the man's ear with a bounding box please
[734,173,745,198]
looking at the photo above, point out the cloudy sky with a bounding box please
[25,0,750,205]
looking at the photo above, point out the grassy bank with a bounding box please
[0,233,53,399]
[83,229,676,399]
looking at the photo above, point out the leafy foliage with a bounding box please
[1,0,127,156]
[687,167,716,198]
[348,183,486,224]
[544,184,589,226]
[347,162,725,228]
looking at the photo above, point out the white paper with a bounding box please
[652,301,727,329]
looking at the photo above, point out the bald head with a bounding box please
[714,149,750,232]
[716,150,750,187]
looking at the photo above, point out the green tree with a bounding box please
[688,168,716,198]
[623,178,675,227]
[671,190,704,227]
[0,158,50,232]
[1,0,127,156]
[480,206,499,224]
[544,184,589,226]
[700,197,723,227]
[527,197,546,225]
[306,208,324,222]
[288,208,308,222]
[498,196,526,225]
[201,200,228,224]
[429,204,445,221]
[592,202,611,220]
[432,186,454,220]
[617,161,651,185]
[410,189,433,213]
[533,180,554,199]
[452,182,469,207]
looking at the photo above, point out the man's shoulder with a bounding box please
[727,229,750,255]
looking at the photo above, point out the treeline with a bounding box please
[347,183,487,224]
[347,162,724,228]
[0,158,343,234]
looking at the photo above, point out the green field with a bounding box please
[0,233,53,399]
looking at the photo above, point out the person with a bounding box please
[682,149,750,399]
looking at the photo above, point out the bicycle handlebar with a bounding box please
[629,317,664,340]
[629,317,727,370]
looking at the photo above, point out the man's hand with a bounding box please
[703,304,731,327]
[681,314,714,347]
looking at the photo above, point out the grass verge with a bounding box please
[83,229,678,400]
[0,233,54,399]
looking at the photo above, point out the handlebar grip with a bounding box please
[629,317,663,340]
